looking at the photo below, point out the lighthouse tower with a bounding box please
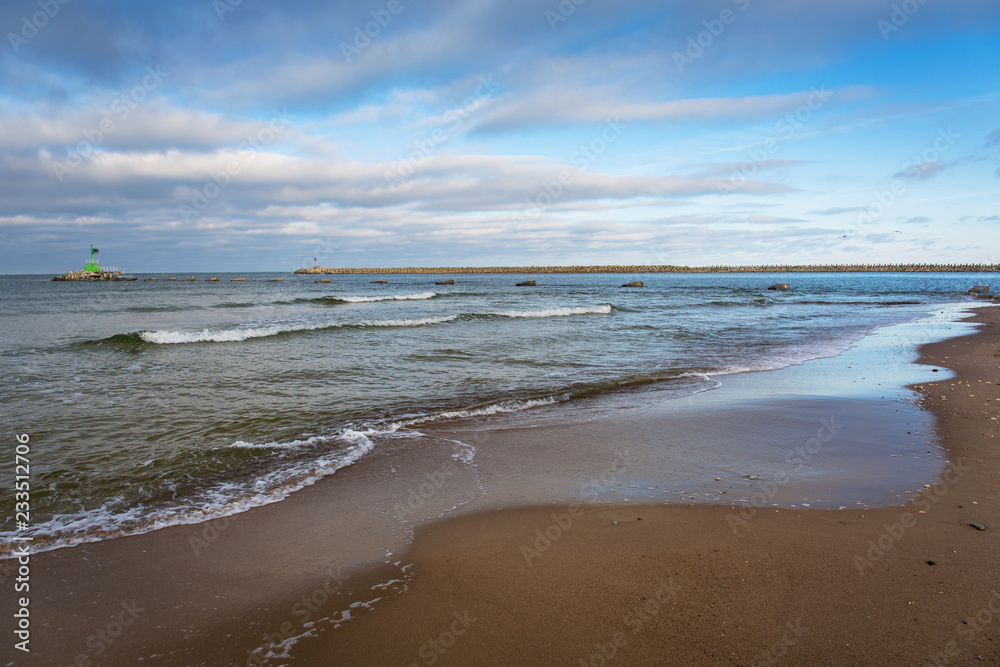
[84,245,101,273]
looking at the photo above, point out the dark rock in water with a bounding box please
[183,277,196,281]
[371,279,388,283]
[231,277,245,282]
[621,281,643,287]
[767,283,791,291]
[970,522,987,531]
[516,280,536,286]
[267,278,284,282]
[436,279,455,285]
[205,277,219,282]
[968,285,989,294]
[315,279,332,283]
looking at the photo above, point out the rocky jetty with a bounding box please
[768,283,791,290]
[436,279,455,285]
[622,281,643,287]
[294,263,1000,275]
[52,269,127,281]
[516,280,536,286]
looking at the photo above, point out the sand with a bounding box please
[7,307,998,666]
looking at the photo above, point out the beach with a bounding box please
[6,295,998,665]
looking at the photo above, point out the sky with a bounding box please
[1,0,998,273]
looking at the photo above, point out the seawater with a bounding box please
[0,271,991,554]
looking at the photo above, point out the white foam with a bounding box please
[138,315,456,344]
[393,396,559,428]
[2,430,377,557]
[493,304,612,318]
[336,292,437,303]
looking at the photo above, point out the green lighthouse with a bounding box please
[84,245,101,273]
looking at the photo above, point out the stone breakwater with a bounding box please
[294,264,1000,275]
[52,270,129,281]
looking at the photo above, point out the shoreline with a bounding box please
[293,264,1000,275]
[291,306,1000,665]
[8,306,999,666]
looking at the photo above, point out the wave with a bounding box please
[302,292,438,304]
[137,316,457,344]
[490,304,613,318]
[0,430,376,558]
[87,305,613,347]
[391,396,561,429]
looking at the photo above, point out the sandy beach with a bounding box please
[8,306,999,666]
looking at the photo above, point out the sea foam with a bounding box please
[138,315,456,344]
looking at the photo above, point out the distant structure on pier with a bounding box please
[52,245,128,281]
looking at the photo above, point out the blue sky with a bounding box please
[1,0,998,272]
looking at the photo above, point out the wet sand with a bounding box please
[294,307,1000,666]
[7,307,999,666]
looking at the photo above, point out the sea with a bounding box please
[0,271,993,557]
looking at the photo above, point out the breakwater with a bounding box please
[294,264,999,275]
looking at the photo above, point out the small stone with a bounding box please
[970,522,987,531]
[748,474,758,480]
[715,477,722,481]
[927,560,936,566]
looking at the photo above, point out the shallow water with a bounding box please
[0,271,992,553]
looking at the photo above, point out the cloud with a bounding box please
[809,206,865,215]
[472,87,864,131]
[903,216,931,224]
[895,160,949,180]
